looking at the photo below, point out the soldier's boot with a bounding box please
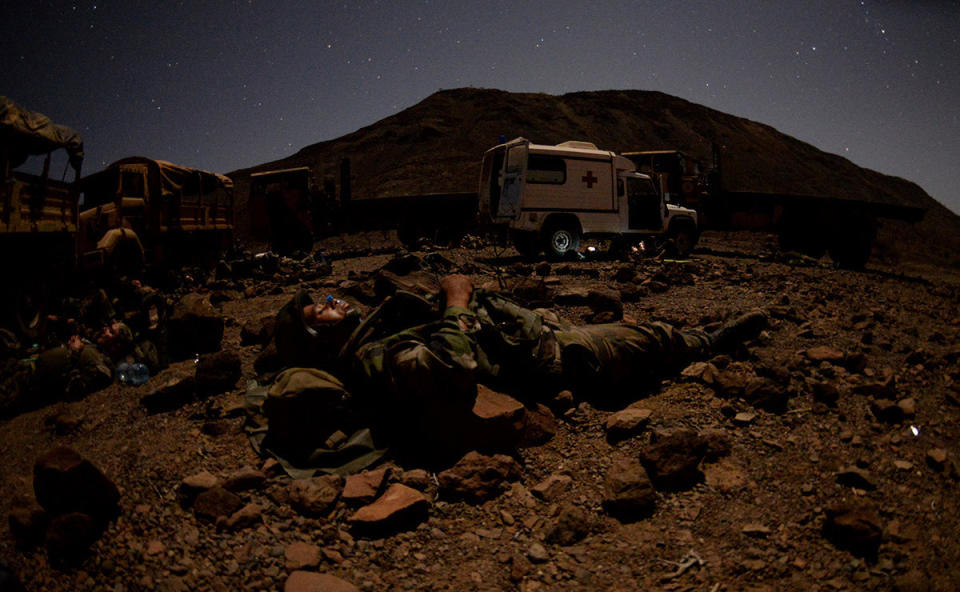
[709,310,768,352]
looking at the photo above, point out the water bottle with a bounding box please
[116,362,150,385]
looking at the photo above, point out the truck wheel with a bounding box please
[511,230,540,259]
[668,224,697,258]
[543,223,580,261]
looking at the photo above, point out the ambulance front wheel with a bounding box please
[543,221,581,261]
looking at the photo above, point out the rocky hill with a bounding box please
[229,88,959,267]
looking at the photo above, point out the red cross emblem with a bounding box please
[581,171,598,188]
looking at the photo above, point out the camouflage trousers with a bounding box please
[555,322,712,396]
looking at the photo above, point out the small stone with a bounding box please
[544,503,592,546]
[604,407,652,441]
[531,474,572,502]
[805,346,845,363]
[732,412,756,426]
[638,429,706,491]
[222,503,262,531]
[288,475,343,516]
[348,484,429,533]
[741,523,772,538]
[192,487,243,522]
[926,448,948,471]
[892,460,913,471]
[603,457,656,518]
[897,397,916,417]
[399,469,432,491]
[869,398,904,424]
[195,350,242,396]
[284,542,320,570]
[527,542,549,563]
[45,512,98,559]
[223,466,267,492]
[145,540,166,556]
[7,496,48,548]
[438,451,522,501]
[283,571,359,592]
[342,468,390,505]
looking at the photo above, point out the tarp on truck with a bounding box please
[107,156,233,196]
[0,96,84,171]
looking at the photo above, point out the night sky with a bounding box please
[3,1,958,213]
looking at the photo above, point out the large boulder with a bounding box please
[168,293,224,359]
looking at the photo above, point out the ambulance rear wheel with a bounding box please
[543,223,581,261]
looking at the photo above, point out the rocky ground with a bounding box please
[2,230,960,592]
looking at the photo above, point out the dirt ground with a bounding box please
[2,231,959,592]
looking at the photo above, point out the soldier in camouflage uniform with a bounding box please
[262,274,765,470]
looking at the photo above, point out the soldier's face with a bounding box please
[97,321,122,346]
[305,297,351,327]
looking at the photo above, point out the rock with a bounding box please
[893,460,913,471]
[870,398,904,424]
[520,403,558,447]
[713,370,749,398]
[810,381,840,406]
[284,571,359,592]
[805,346,845,363]
[33,447,120,524]
[836,466,877,490]
[288,475,343,516]
[681,361,719,385]
[823,503,883,558]
[587,289,623,318]
[195,350,242,396]
[469,386,527,450]
[732,412,756,426]
[221,503,262,531]
[180,471,219,504]
[400,469,432,492]
[527,542,549,563]
[602,457,657,519]
[605,407,652,441]
[7,495,48,548]
[743,378,790,413]
[168,293,224,360]
[556,287,590,305]
[741,523,773,538]
[544,503,592,546]
[43,405,85,435]
[926,448,948,471]
[897,397,916,417]
[342,467,391,505]
[531,474,572,501]
[284,542,321,570]
[348,484,429,533]
[191,487,243,522]
[141,372,196,413]
[438,451,522,501]
[223,466,267,492]
[240,315,276,346]
[45,512,98,559]
[638,430,706,491]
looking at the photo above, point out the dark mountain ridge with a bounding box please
[229,88,960,267]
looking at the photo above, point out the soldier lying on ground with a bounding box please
[0,319,165,416]
[256,273,767,473]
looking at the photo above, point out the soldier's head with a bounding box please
[302,295,362,349]
[97,321,134,358]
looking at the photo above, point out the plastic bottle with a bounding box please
[116,362,150,385]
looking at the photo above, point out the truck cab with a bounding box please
[479,137,698,259]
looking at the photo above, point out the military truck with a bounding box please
[479,137,699,260]
[77,156,234,271]
[623,148,925,268]
[1,96,84,337]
